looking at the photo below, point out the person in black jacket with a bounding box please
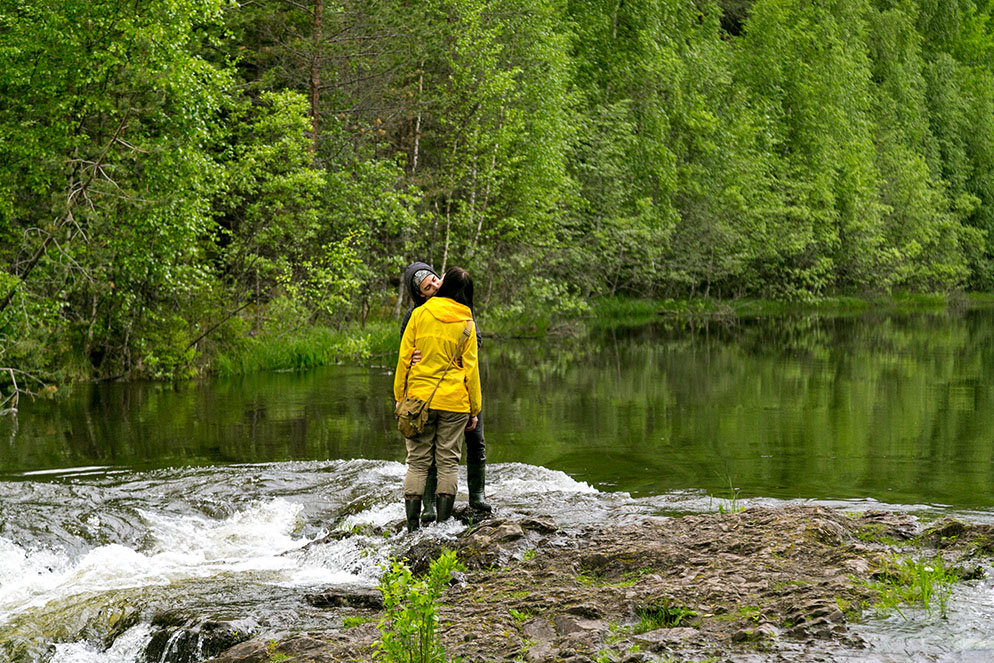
[400,261,492,521]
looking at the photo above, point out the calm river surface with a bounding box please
[3,309,994,662]
[6,308,994,505]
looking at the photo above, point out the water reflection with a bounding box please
[4,309,994,507]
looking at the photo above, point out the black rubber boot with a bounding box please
[467,461,492,514]
[420,467,438,523]
[436,493,456,523]
[405,497,422,533]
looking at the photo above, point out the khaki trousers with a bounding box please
[404,409,469,497]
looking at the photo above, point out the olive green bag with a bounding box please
[395,322,472,438]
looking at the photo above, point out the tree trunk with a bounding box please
[441,197,452,274]
[472,102,504,253]
[606,0,621,103]
[431,199,440,267]
[412,66,424,173]
[467,153,478,236]
[254,272,262,333]
[394,278,405,319]
[309,0,324,153]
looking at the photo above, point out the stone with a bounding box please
[560,628,602,652]
[564,604,604,619]
[632,627,698,649]
[401,538,445,576]
[277,636,331,657]
[731,623,780,643]
[204,639,268,663]
[520,517,558,534]
[803,519,847,545]
[787,616,838,639]
[553,614,604,636]
[493,522,525,542]
[524,643,556,663]
[929,519,968,541]
[522,617,557,643]
[301,529,352,550]
[843,557,870,575]
[304,586,383,610]
[146,617,249,663]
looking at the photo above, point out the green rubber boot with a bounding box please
[467,461,492,513]
[420,467,438,523]
[436,493,456,522]
[404,497,422,533]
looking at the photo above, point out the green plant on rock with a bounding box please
[595,649,619,663]
[265,639,292,663]
[869,555,957,619]
[374,549,464,663]
[343,615,376,628]
[508,608,532,624]
[633,603,698,633]
[713,605,761,623]
[853,521,901,545]
[604,620,633,644]
[595,644,646,663]
[708,475,744,514]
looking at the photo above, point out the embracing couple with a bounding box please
[393,262,491,533]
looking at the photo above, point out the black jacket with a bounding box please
[399,262,481,349]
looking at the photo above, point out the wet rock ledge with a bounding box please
[208,505,994,663]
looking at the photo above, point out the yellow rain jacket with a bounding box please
[394,297,481,416]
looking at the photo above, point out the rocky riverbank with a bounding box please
[207,505,994,663]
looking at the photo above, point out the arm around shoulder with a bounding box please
[463,323,482,416]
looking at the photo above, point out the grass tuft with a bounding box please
[868,555,957,619]
[633,603,697,633]
[213,321,398,376]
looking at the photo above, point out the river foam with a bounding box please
[0,498,328,626]
[0,461,481,662]
[49,625,154,663]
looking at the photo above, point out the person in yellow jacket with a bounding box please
[393,267,481,532]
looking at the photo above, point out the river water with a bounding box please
[3,309,994,661]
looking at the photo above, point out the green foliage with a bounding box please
[508,608,531,624]
[708,473,745,514]
[869,555,957,618]
[0,0,230,378]
[215,90,334,319]
[343,615,376,628]
[633,604,698,633]
[375,549,464,663]
[211,320,397,376]
[7,0,994,379]
[265,639,292,663]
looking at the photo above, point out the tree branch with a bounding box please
[0,367,51,417]
[0,109,131,315]
[185,300,253,351]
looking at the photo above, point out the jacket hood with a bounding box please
[423,296,473,323]
[402,261,439,306]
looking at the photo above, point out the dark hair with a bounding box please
[436,267,473,309]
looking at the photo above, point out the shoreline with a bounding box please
[14,292,994,388]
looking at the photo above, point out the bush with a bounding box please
[374,549,464,663]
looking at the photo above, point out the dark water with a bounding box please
[5,309,994,507]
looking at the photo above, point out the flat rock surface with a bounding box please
[207,505,993,663]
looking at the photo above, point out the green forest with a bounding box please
[3,0,994,382]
